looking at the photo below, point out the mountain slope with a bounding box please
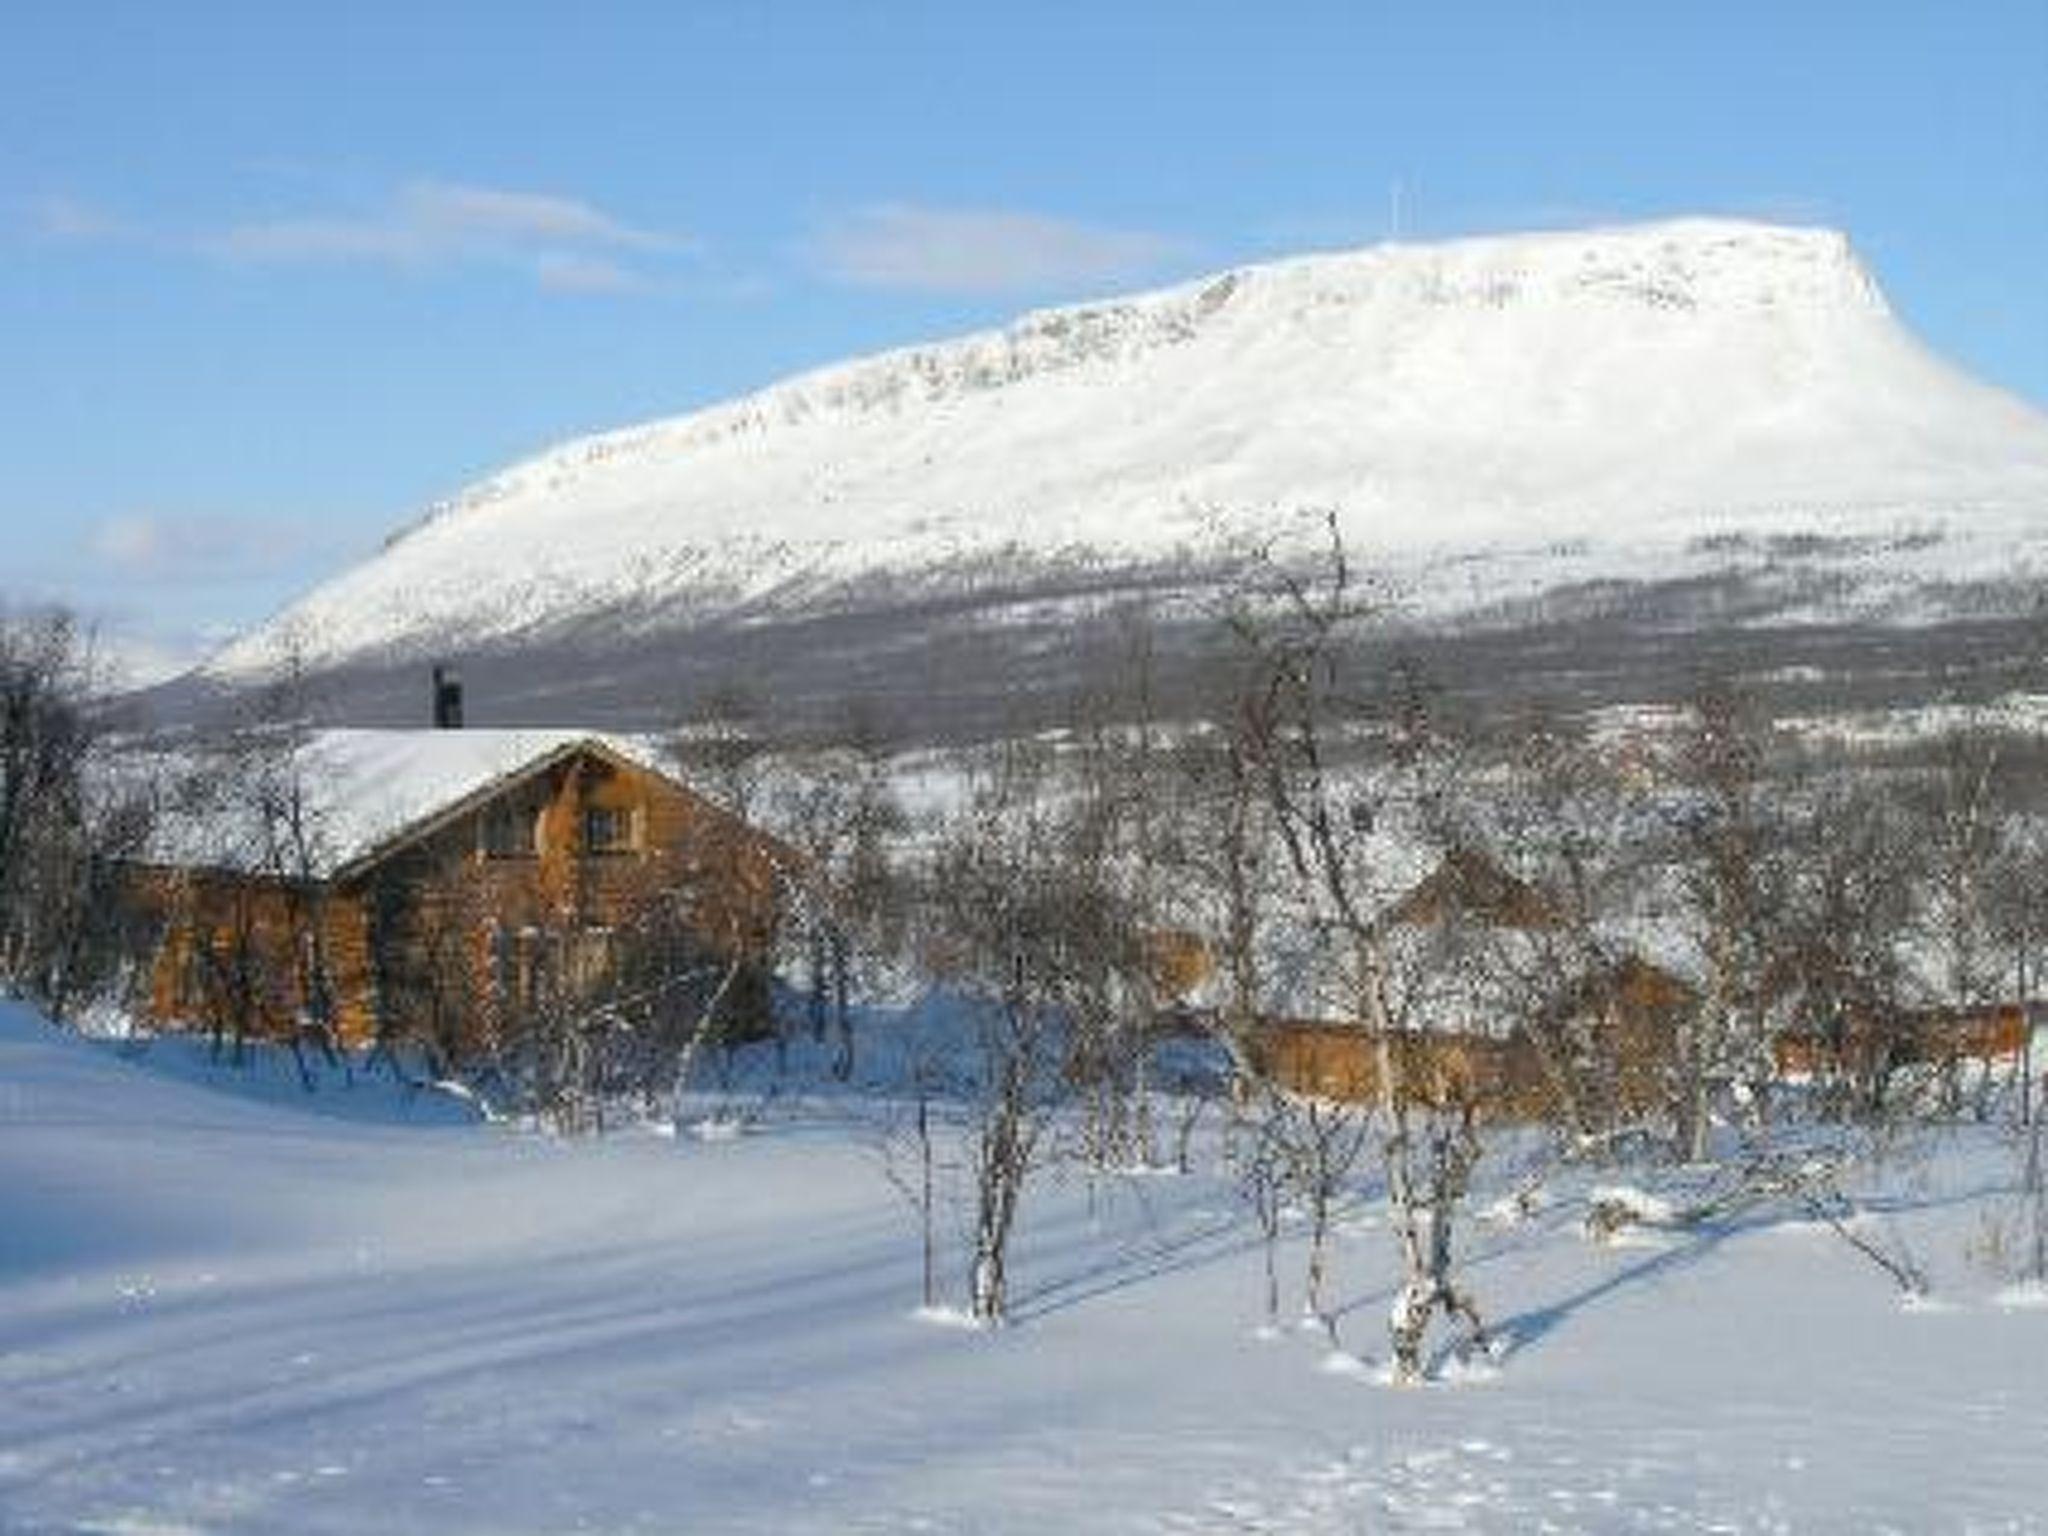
[192,219,2048,726]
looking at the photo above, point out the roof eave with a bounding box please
[329,735,634,885]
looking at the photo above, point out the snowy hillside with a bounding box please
[202,218,2048,687]
[4,1002,2047,1532]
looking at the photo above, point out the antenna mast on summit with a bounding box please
[1388,179,1405,241]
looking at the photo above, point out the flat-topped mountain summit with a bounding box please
[178,219,2048,734]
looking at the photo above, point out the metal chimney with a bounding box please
[432,664,464,729]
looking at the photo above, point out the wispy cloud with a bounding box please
[209,179,685,271]
[27,194,132,242]
[207,217,430,264]
[3,515,356,685]
[35,178,689,294]
[534,252,648,294]
[810,203,1180,296]
[401,181,673,250]
[87,513,338,585]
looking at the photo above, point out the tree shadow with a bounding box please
[1487,1217,1761,1362]
[1007,1205,1259,1324]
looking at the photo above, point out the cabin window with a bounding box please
[178,930,211,1013]
[296,930,335,1026]
[489,925,613,1007]
[525,929,558,1006]
[498,926,556,1009]
[481,802,540,858]
[584,805,636,855]
[489,924,513,1002]
[569,927,615,989]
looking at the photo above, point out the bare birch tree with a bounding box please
[1662,681,1792,1158]
[772,706,907,1082]
[1228,519,1495,1381]
[918,737,1128,1324]
[0,609,156,1021]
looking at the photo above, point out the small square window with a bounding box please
[584,805,635,855]
[481,803,538,858]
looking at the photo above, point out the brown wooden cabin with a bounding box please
[1380,846,1562,932]
[1250,956,1692,1124]
[1247,849,1691,1123]
[1143,927,1217,1007]
[1529,953,1694,1119]
[1772,1003,2031,1080]
[1250,1022,1548,1119]
[134,733,790,1057]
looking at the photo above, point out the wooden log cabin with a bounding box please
[1250,954,1694,1123]
[1248,843,2032,1121]
[134,728,791,1060]
[1772,1003,2032,1080]
[1248,848,1693,1123]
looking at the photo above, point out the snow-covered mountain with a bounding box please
[194,219,2048,724]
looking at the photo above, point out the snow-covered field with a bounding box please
[3,1002,2044,1534]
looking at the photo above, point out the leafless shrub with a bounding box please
[0,609,157,1021]
[915,742,1063,1323]
[771,705,909,1082]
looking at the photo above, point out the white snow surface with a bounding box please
[141,728,677,877]
[5,1001,2048,1533]
[206,218,2048,678]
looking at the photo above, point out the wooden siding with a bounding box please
[1252,959,1692,1123]
[1773,1004,2031,1078]
[1252,1023,1548,1118]
[135,743,787,1051]
[139,866,373,1044]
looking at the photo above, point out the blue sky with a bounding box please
[4,1,2045,669]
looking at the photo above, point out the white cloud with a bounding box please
[208,182,692,274]
[208,217,430,264]
[401,181,673,251]
[28,194,130,242]
[811,203,1179,295]
[86,514,336,585]
[89,515,168,569]
[193,178,690,291]
[534,252,648,294]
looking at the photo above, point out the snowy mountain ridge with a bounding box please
[204,217,2048,687]
[408,216,1889,534]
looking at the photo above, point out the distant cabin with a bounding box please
[1249,847,1693,1122]
[132,730,790,1058]
[1772,1003,2032,1082]
[1248,843,2033,1120]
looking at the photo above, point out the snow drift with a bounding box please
[7,1000,2048,1532]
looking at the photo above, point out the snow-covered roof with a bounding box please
[146,728,679,880]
